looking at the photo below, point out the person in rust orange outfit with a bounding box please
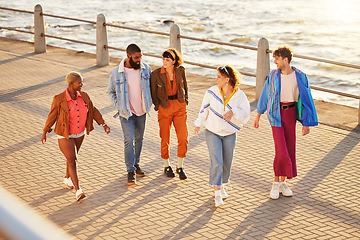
[150,49,188,180]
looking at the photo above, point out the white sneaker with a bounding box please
[220,186,228,199]
[215,195,224,207]
[214,190,224,207]
[63,177,74,189]
[270,182,280,199]
[67,177,74,188]
[280,182,293,197]
[76,188,86,201]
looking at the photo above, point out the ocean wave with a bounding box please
[51,24,81,28]
[230,36,252,43]
[316,63,358,72]
[1,0,358,108]
[204,47,234,54]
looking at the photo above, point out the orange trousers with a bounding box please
[157,100,188,159]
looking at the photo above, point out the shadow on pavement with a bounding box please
[84,176,177,238]
[0,52,37,66]
[225,126,360,239]
[160,197,215,240]
[0,65,102,102]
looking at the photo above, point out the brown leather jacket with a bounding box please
[43,90,105,139]
[150,66,188,111]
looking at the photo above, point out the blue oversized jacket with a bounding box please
[107,58,152,119]
[257,67,318,127]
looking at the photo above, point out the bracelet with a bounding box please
[101,123,107,127]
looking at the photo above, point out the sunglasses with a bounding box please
[220,66,229,76]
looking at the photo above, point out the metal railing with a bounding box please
[0,186,73,240]
[1,6,359,71]
[0,5,359,124]
[266,50,360,70]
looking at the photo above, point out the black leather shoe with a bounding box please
[176,167,187,180]
[164,166,175,177]
[127,172,136,185]
[134,164,145,177]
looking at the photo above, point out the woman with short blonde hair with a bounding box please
[42,71,110,201]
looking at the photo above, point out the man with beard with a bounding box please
[107,44,152,185]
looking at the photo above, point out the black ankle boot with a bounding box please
[134,164,145,177]
[164,166,175,177]
[127,172,136,185]
[176,167,187,180]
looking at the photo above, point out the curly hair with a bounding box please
[273,46,293,63]
[217,65,242,87]
[162,48,184,68]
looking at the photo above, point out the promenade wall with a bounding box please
[0,37,359,240]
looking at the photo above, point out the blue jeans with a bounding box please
[120,114,146,172]
[205,129,236,186]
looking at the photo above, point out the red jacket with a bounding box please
[43,90,105,139]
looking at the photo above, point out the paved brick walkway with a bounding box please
[0,37,359,239]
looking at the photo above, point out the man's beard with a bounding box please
[129,57,141,69]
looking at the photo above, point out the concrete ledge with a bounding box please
[0,37,359,240]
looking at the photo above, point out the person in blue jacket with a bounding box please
[107,44,152,186]
[254,46,318,199]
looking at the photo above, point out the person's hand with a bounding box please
[223,110,233,122]
[254,113,261,128]
[103,124,110,134]
[41,132,47,144]
[302,126,310,136]
[194,127,200,137]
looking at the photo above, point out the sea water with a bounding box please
[0,0,359,107]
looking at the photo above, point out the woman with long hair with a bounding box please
[194,65,250,207]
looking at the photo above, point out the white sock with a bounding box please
[164,159,170,168]
[177,157,184,169]
[215,190,221,197]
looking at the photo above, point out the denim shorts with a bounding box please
[57,130,85,139]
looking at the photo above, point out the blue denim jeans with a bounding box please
[205,129,236,186]
[120,114,146,172]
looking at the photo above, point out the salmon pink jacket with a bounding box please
[43,90,105,139]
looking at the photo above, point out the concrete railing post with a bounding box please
[96,14,109,66]
[34,4,46,53]
[169,24,181,53]
[256,38,270,100]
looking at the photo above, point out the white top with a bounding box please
[280,71,298,102]
[124,67,145,116]
[194,86,250,136]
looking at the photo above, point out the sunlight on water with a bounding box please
[0,0,359,107]
[322,0,359,24]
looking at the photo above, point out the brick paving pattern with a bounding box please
[0,37,359,239]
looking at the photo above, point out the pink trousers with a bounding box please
[271,102,297,179]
